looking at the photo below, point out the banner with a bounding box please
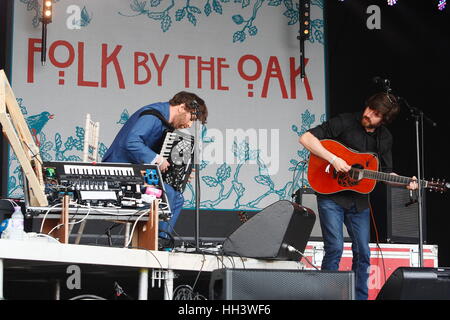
[9,0,326,210]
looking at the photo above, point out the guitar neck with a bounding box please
[361,169,427,187]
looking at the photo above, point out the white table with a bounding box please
[0,239,304,300]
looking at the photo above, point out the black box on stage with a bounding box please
[209,268,355,300]
[222,200,316,260]
[370,184,425,244]
[376,267,450,300]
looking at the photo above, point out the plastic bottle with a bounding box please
[8,206,25,240]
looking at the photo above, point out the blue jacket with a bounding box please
[102,102,171,164]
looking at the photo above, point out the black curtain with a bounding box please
[324,0,450,266]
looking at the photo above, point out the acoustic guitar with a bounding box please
[307,139,448,194]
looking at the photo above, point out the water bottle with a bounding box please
[8,206,25,240]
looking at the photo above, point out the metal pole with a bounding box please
[138,268,148,300]
[54,279,60,300]
[414,117,424,267]
[124,222,131,248]
[194,117,200,251]
[163,270,174,300]
[0,259,4,300]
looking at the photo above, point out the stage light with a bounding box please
[438,0,447,10]
[42,0,53,24]
[297,0,311,81]
[299,0,311,40]
[41,0,54,66]
[387,0,398,5]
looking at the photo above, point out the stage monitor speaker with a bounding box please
[222,200,316,260]
[376,267,450,300]
[370,184,425,243]
[209,268,355,300]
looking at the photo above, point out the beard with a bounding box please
[361,116,379,129]
[172,113,185,129]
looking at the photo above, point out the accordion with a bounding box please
[159,130,194,193]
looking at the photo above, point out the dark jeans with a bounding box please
[159,183,184,239]
[317,197,371,300]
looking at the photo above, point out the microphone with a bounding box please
[372,76,392,92]
[190,100,200,117]
[404,189,418,207]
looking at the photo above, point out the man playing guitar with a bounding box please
[299,92,418,300]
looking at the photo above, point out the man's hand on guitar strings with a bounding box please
[331,156,352,173]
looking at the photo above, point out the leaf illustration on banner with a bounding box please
[242,0,251,8]
[161,14,172,31]
[189,5,202,14]
[311,0,324,9]
[248,25,258,36]
[8,176,18,195]
[79,6,93,27]
[233,30,246,43]
[175,8,186,20]
[25,0,38,11]
[232,181,245,198]
[204,2,212,16]
[119,0,324,43]
[202,176,219,187]
[231,0,263,43]
[39,132,54,161]
[232,14,244,24]
[255,175,274,188]
[150,0,162,7]
[17,98,27,115]
[216,163,231,183]
[311,19,325,44]
[212,0,223,14]
[117,109,130,124]
[131,0,147,12]
[268,0,282,6]
[187,12,197,26]
[201,125,215,143]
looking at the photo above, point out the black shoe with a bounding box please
[158,234,174,251]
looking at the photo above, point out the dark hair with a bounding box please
[365,92,400,125]
[169,91,208,124]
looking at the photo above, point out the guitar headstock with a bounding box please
[427,178,449,193]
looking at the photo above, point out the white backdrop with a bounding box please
[9,0,326,211]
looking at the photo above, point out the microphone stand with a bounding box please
[397,96,437,268]
[192,107,201,252]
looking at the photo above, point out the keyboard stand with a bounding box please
[41,195,70,243]
[38,198,160,250]
[132,199,160,251]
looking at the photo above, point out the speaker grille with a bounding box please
[210,269,355,300]
[389,188,423,241]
